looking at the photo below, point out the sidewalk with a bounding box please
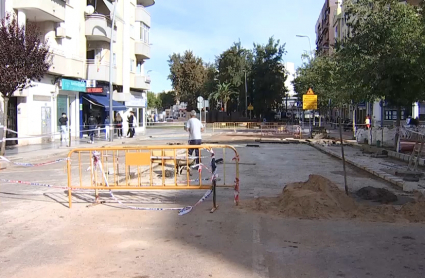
[310,141,424,193]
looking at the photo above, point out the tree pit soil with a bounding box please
[242,175,425,223]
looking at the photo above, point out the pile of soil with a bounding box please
[245,175,425,223]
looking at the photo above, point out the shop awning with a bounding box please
[84,95,127,111]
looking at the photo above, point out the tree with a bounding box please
[158,91,176,110]
[341,0,425,145]
[147,91,160,109]
[0,14,51,155]
[168,51,206,110]
[251,37,288,118]
[209,82,237,112]
[216,41,252,114]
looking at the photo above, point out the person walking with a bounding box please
[105,115,110,141]
[365,114,371,130]
[115,113,123,138]
[127,111,135,138]
[96,113,102,137]
[185,110,204,166]
[59,113,68,146]
[87,114,97,144]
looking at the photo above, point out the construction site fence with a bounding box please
[66,145,239,208]
[212,122,302,138]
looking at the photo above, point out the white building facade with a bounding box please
[0,0,153,146]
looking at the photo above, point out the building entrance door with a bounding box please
[41,106,51,143]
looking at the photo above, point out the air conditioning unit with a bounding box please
[55,27,66,38]
[145,76,151,84]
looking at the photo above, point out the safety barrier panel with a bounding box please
[66,145,240,210]
[212,122,264,133]
[260,124,302,138]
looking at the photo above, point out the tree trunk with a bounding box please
[1,97,9,156]
[395,105,401,152]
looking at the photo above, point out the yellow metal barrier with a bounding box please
[66,145,240,209]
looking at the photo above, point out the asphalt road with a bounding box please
[1,143,425,278]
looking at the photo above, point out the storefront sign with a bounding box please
[126,94,146,107]
[86,87,103,93]
[61,79,86,92]
[86,80,96,88]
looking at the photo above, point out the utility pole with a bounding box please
[108,0,117,142]
[244,70,248,117]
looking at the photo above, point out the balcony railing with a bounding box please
[135,41,151,59]
[85,14,117,42]
[86,59,116,83]
[135,5,151,26]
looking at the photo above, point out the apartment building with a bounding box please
[0,0,153,146]
[315,0,339,54]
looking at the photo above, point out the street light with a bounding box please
[296,35,313,60]
[109,0,118,142]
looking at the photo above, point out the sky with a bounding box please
[144,0,324,93]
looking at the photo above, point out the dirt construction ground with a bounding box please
[1,143,425,278]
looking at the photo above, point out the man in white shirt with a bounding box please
[185,110,205,166]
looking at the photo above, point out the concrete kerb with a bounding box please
[309,142,405,190]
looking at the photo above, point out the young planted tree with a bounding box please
[0,13,51,155]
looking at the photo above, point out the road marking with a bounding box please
[252,195,269,278]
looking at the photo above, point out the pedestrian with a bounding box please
[59,113,68,145]
[96,113,102,137]
[87,114,97,144]
[105,115,110,141]
[115,113,123,138]
[185,110,204,167]
[127,111,135,138]
[365,114,371,130]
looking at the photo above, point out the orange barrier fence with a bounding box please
[66,145,240,209]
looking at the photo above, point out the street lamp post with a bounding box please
[108,0,118,142]
[296,35,313,60]
[296,34,314,136]
[244,70,248,118]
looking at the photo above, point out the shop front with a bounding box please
[80,85,127,138]
[125,92,147,134]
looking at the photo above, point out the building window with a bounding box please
[130,59,135,72]
[140,23,150,44]
[385,110,406,121]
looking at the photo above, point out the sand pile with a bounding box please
[247,175,425,223]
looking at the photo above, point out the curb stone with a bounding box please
[309,143,406,190]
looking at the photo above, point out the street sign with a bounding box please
[248,104,254,111]
[303,88,317,110]
[197,96,204,103]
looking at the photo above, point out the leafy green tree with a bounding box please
[216,41,252,113]
[147,91,160,109]
[168,51,206,110]
[158,91,176,110]
[341,0,425,144]
[209,82,237,112]
[251,37,288,117]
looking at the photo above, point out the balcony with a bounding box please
[135,41,151,59]
[135,5,151,26]
[13,0,66,22]
[85,14,116,43]
[86,60,116,83]
[134,75,151,90]
[137,0,155,7]
[48,49,85,79]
